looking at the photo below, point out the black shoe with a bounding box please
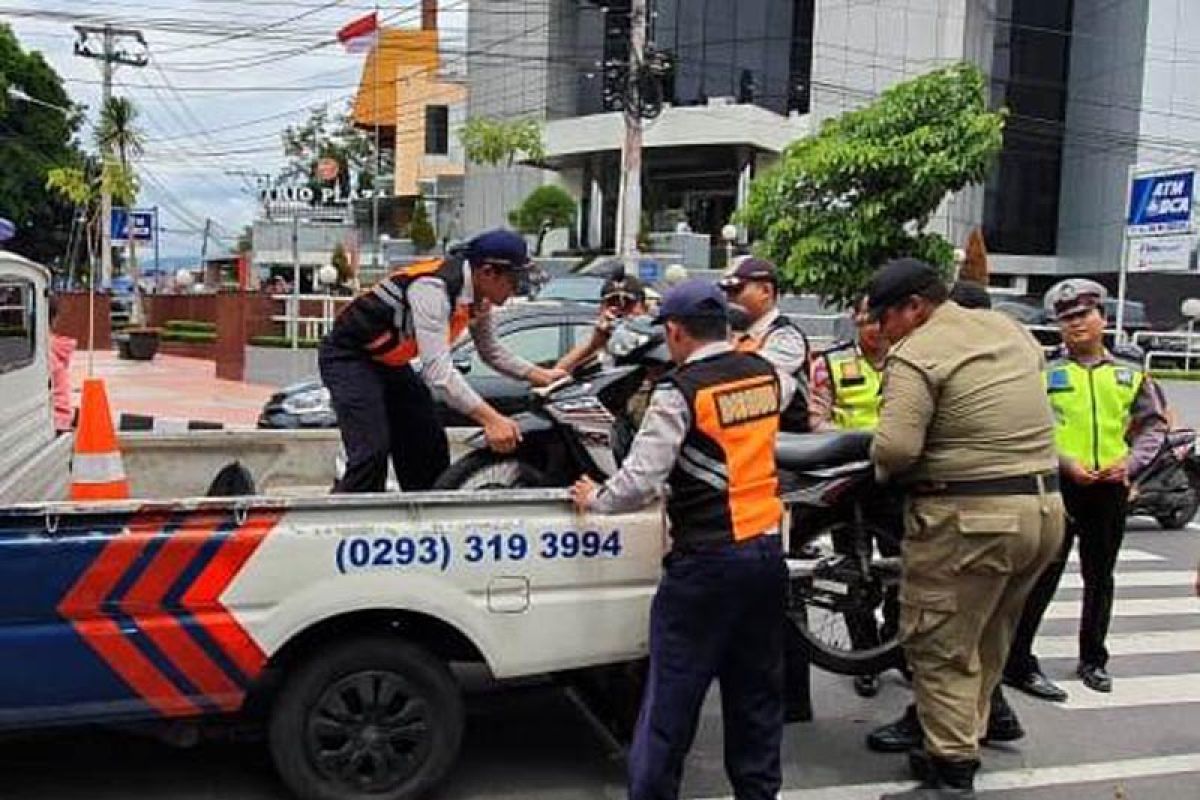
[867,705,922,753]
[854,674,881,698]
[982,690,1025,744]
[1004,670,1068,702]
[1077,663,1112,693]
[907,748,932,782]
[880,755,978,799]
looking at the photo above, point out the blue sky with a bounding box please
[3,1,466,258]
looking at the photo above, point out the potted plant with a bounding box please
[116,326,161,360]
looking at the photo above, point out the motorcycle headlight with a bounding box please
[282,387,331,416]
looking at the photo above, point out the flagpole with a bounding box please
[371,3,380,276]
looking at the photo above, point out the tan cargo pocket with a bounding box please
[899,587,966,666]
[955,511,1022,576]
[957,512,1022,536]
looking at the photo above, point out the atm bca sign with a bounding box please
[1127,169,1195,235]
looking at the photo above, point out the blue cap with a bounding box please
[653,279,729,323]
[465,228,532,270]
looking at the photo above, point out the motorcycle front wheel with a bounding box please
[785,516,905,676]
[432,450,551,491]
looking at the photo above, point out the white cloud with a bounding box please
[4,0,467,258]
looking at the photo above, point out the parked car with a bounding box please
[533,274,607,304]
[258,302,601,430]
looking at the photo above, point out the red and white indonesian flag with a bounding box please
[337,12,379,54]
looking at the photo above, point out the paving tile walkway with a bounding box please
[68,350,274,427]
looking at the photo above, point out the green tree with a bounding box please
[508,184,576,255]
[458,117,545,167]
[736,63,1005,306]
[96,96,148,323]
[0,24,86,270]
[280,105,373,196]
[236,224,253,255]
[330,240,354,283]
[408,201,436,252]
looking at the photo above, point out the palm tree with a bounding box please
[97,97,147,323]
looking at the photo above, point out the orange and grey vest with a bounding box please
[735,314,810,433]
[662,350,784,550]
[327,257,471,367]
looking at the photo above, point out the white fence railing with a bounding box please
[271,293,351,343]
[1132,327,1200,372]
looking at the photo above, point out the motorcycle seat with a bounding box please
[776,431,873,472]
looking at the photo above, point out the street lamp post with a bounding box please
[6,87,73,115]
[317,264,339,334]
[721,223,738,269]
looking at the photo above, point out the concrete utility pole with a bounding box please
[73,25,148,287]
[199,217,212,274]
[616,0,647,271]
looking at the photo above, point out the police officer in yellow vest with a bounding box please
[571,279,789,800]
[319,229,565,492]
[809,296,886,432]
[1003,279,1167,698]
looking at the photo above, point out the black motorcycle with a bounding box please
[1128,428,1200,529]
[776,431,905,676]
[432,318,669,491]
[434,320,907,676]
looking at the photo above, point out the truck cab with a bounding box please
[0,251,663,800]
[0,253,71,505]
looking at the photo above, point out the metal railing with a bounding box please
[271,293,351,344]
[1132,327,1200,372]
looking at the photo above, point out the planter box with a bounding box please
[116,329,161,361]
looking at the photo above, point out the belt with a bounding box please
[913,473,1059,497]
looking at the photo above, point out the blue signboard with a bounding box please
[1127,169,1195,235]
[110,208,156,243]
[637,259,662,283]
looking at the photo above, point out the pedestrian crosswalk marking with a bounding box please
[1035,629,1200,658]
[1067,547,1164,563]
[711,752,1200,800]
[1070,547,1165,563]
[1044,596,1199,619]
[1059,673,1200,710]
[1057,570,1195,589]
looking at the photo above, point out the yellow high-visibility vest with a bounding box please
[1044,355,1142,471]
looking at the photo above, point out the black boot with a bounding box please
[982,688,1025,744]
[866,704,922,753]
[880,755,979,799]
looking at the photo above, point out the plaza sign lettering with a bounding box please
[259,184,388,207]
[1127,168,1195,236]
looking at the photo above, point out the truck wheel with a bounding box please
[269,638,464,800]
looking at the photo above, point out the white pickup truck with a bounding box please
[0,253,664,800]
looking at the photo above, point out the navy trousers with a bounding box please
[629,535,787,800]
[318,344,450,493]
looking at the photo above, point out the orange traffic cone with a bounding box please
[69,378,130,501]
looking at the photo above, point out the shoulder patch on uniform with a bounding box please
[1114,367,1135,387]
[839,359,866,385]
[1046,368,1072,392]
[713,379,780,427]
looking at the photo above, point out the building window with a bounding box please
[0,276,36,375]
[425,105,449,155]
[982,0,1072,255]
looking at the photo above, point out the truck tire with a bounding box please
[269,638,464,800]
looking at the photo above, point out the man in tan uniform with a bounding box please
[868,259,1064,800]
